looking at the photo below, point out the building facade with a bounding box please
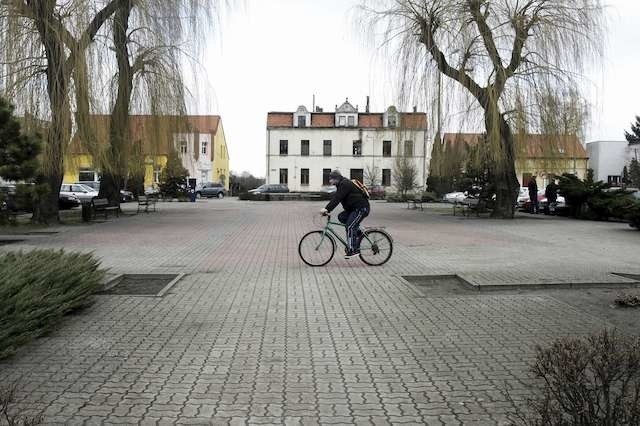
[266,100,428,192]
[64,115,230,190]
[587,140,640,186]
[442,133,589,188]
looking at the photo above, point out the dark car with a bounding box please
[59,193,80,210]
[196,182,226,198]
[249,184,289,194]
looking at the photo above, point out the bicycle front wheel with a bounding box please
[298,230,336,267]
[359,229,393,266]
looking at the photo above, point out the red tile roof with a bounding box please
[400,113,427,130]
[70,115,221,155]
[311,113,335,127]
[266,111,427,129]
[358,114,383,128]
[267,113,293,128]
[442,133,588,159]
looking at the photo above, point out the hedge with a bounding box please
[0,250,104,359]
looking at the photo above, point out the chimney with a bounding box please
[366,96,370,113]
[312,94,315,112]
[413,105,417,113]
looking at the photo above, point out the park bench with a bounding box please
[453,197,495,217]
[92,198,119,219]
[137,195,157,213]
[407,194,432,211]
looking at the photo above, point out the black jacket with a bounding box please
[528,180,538,196]
[545,183,558,202]
[325,177,370,212]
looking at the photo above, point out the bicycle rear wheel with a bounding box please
[359,229,393,266]
[299,230,336,267]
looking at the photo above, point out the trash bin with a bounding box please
[81,202,93,222]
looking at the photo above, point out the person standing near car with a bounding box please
[528,176,539,214]
[545,179,558,205]
[320,170,370,259]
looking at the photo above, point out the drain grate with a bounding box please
[98,273,183,296]
[0,239,25,246]
[402,275,474,296]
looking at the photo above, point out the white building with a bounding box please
[266,99,428,192]
[587,140,640,186]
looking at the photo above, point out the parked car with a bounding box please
[59,193,80,209]
[78,181,134,202]
[516,187,530,209]
[319,185,336,194]
[248,184,289,194]
[368,185,386,200]
[61,183,98,202]
[196,182,226,198]
[443,191,467,203]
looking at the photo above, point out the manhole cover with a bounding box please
[402,275,474,296]
[98,273,183,296]
[0,239,24,246]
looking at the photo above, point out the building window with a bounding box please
[323,168,331,186]
[404,140,413,156]
[201,141,208,155]
[153,168,161,184]
[323,140,332,156]
[388,114,397,128]
[301,140,309,156]
[348,116,355,127]
[301,168,309,185]
[179,140,188,154]
[298,116,306,127]
[382,169,391,186]
[608,175,621,186]
[78,168,96,182]
[350,168,364,182]
[280,168,288,184]
[353,140,362,156]
[280,140,288,155]
[383,140,391,157]
[339,116,345,126]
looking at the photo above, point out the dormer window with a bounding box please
[335,98,358,128]
[385,105,399,128]
[388,114,397,128]
[348,116,355,127]
[339,116,346,126]
[294,105,311,128]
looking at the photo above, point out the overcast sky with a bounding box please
[199,0,640,177]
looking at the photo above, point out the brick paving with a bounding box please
[1,199,639,425]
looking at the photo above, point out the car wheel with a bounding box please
[217,192,224,199]
[196,192,202,199]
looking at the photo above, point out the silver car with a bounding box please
[60,183,98,202]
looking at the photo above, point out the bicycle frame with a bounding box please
[315,216,373,250]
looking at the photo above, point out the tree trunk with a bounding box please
[99,2,133,206]
[484,109,519,218]
[30,2,71,224]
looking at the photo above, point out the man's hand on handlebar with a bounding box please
[320,208,329,216]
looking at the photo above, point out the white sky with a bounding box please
[198,0,640,177]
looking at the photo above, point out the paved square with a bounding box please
[1,200,639,425]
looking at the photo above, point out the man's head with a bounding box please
[328,170,342,186]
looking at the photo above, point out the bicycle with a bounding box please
[298,214,393,267]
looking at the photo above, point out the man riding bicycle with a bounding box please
[320,170,370,259]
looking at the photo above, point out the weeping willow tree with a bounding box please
[86,0,219,205]
[360,0,605,218]
[0,0,121,223]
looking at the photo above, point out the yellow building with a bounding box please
[441,133,589,187]
[64,115,230,190]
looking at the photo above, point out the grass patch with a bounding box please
[0,250,104,360]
